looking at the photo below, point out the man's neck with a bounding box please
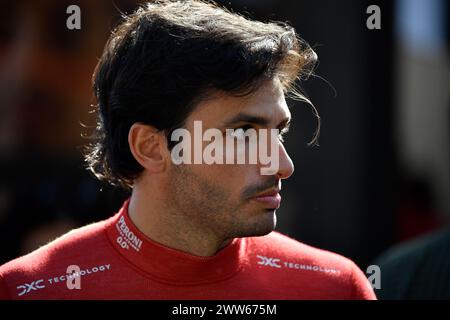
[128,188,231,257]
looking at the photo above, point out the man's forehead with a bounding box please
[189,79,290,127]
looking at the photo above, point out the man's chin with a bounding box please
[260,209,277,234]
[240,209,277,238]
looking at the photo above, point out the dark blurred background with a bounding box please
[0,0,448,275]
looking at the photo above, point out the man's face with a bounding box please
[166,78,294,240]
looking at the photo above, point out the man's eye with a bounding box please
[236,125,254,132]
[278,128,289,142]
[230,125,255,139]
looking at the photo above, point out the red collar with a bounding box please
[105,200,247,285]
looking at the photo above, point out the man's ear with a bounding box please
[128,123,168,174]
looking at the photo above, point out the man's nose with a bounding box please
[276,142,294,180]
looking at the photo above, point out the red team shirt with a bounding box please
[0,200,376,299]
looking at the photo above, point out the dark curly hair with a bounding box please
[84,0,317,189]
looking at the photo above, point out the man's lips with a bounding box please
[250,189,282,209]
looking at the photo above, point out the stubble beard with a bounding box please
[167,163,277,242]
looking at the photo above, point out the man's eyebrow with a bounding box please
[222,113,270,127]
[222,113,291,129]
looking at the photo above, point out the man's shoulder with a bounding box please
[245,231,376,300]
[249,231,359,275]
[0,218,112,284]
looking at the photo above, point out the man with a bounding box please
[0,0,376,299]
